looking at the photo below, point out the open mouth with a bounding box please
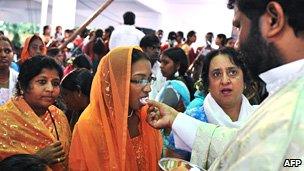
[221,88,232,95]
[139,97,149,105]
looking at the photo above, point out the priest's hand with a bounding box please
[36,141,66,165]
[146,100,179,129]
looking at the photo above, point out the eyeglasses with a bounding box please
[130,77,156,86]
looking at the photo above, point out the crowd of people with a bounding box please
[0,0,303,170]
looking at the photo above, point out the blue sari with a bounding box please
[157,80,207,160]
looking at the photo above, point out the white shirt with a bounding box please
[0,68,19,105]
[172,59,304,151]
[149,61,166,100]
[109,25,145,50]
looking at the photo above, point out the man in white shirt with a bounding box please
[147,0,304,170]
[140,34,166,100]
[109,11,145,50]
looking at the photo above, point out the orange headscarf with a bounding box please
[0,97,71,171]
[20,35,46,63]
[69,46,162,171]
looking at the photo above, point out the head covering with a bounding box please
[69,46,162,171]
[0,97,71,171]
[20,35,46,63]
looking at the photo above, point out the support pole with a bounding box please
[59,0,114,50]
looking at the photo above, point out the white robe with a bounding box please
[172,59,304,170]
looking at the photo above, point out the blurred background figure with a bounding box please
[175,31,185,48]
[225,37,236,48]
[215,33,227,49]
[20,35,46,65]
[161,31,176,52]
[102,26,114,53]
[140,34,166,100]
[54,25,63,42]
[61,68,93,131]
[47,47,65,68]
[196,32,214,56]
[63,54,92,76]
[0,36,18,105]
[109,11,145,50]
[156,29,164,42]
[157,47,195,160]
[181,30,197,65]
[42,25,52,46]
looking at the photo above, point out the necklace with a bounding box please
[128,110,134,118]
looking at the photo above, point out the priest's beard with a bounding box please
[240,20,284,78]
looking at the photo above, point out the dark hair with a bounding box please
[140,34,160,48]
[206,32,214,37]
[217,34,227,46]
[226,37,234,42]
[123,11,135,25]
[43,25,50,35]
[187,31,196,39]
[228,0,304,37]
[163,47,195,99]
[73,55,92,71]
[47,48,60,57]
[16,56,63,96]
[80,28,90,38]
[64,29,72,34]
[0,35,13,50]
[0,30,4,35]
[56,25,62,31]
[177,31,185,41]
[201,47,251,94]
[108,26,115,32]
[168,31,177,41]
[95,29,103,38]
[0,154,48,171]
[131,48,149,64]
[93,29,106,56]
[104,26,114,39]
[61,68,93,97]
[163,47,189,77]
[177,31,184,38]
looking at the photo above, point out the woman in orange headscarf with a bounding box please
[20,35,47,64]
[0,56,71,171]
[69,46,162,171]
